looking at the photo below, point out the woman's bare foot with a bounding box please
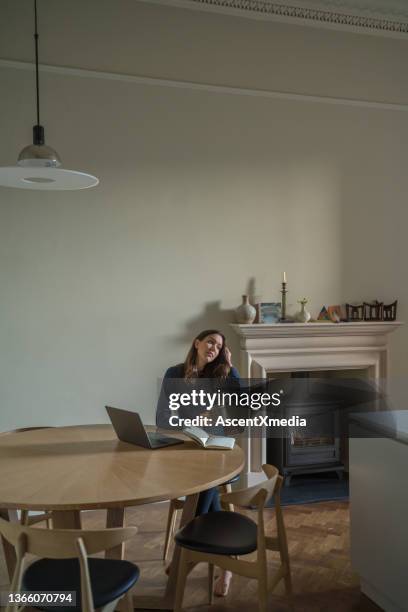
[214,570,232,597]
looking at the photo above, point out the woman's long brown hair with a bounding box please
[184,329,231,380]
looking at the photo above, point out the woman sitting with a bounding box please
[156,329,240,596]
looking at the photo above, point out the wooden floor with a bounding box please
[0,501,382,611]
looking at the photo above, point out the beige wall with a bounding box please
[0,0,407,428]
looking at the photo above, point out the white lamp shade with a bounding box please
[0,166,99,190]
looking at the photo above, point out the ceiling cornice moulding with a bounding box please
[147,0,408,36]
[1,59,408,112]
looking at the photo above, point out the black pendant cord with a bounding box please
[34,0,40,126]
[33,0,44,145]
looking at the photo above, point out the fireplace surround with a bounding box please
[230,321,402,485]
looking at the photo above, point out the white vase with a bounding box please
[295,298,311,323]
[235,295,256,324]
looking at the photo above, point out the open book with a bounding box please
[183,426,235,450]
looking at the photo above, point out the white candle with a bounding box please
[282,271,287,283]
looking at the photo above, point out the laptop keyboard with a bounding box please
[149,434,182,447]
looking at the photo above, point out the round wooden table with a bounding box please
[0,424,245,608]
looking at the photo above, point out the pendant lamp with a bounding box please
[0,0,99,190]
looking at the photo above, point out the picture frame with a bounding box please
[257,302,281,324]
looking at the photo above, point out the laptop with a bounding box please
[106,406,183,449]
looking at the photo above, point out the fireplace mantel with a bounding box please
[230,321,403,379]
[230,321,403,483]
[231,321,403,340]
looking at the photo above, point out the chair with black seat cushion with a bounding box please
[0,517,140,612]
[173,464,292,612]
[162,473,241,561]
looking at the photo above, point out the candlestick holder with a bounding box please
[279,281,293,323]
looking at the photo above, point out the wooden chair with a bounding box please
[162,474,240,561]
[173,464,292,612]
[0,427,54,528]
[0,517,139,612]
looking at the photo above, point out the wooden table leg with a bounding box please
[51,510,81,529]
[131,493,199,610]
[0,509,19,582]
[106,507,125,560]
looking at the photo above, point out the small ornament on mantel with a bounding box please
[235,294,257,324]
[295,298,311,323]
[317,306,332,322]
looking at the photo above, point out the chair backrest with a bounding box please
[220,464,280,509]
[0,517,137,558]
[220,464,286,560]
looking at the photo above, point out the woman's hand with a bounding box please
[225,346,233,367]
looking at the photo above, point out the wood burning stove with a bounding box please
[267,372,344,485]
